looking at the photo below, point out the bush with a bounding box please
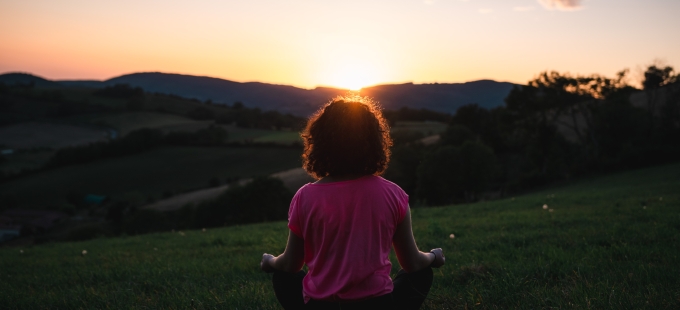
[440,124,475,147]
[194,177,292,228]
[416,141,498,205]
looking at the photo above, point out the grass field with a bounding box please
[0,122,109,149]
[0,149,55,174]
[0,146,302,208]
[75,112,206,136]
[1,163,678,309]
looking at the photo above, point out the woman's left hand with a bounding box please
[260,253,275,273]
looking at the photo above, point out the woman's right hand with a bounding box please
[430,248,445,268]
[260,253,275,273]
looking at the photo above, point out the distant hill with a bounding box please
[1,72,518,116]
[361,80,517,112]
[0,72,62,88]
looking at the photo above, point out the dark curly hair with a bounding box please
[301,96,392,179]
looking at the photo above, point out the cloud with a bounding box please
[513,6,536,12]
[537,0,582,11]
[423,0,436,4]
[478,8,493,14]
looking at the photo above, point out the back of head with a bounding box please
[302,96,392,179]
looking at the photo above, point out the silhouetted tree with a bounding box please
[193,177,292,227]
[643,65,676,90]
[383,145,424,200]
[415,141,498,204]
[440,124,475,147]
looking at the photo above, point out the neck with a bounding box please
[315,173,368,184]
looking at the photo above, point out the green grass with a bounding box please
[73,111,302,144]
[1,163,679,309]
[74,112,206,136]
[0,149,55,174]
[0,146,302,208]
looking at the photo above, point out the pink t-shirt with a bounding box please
[288,175,409,303]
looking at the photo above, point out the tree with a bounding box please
[643,65,676,90]
[440,124,475,147]
[505,70,632,163]
[415,141,498,205]
[383,145,424,199]
[193,177,292,227]
[642,65,678,135]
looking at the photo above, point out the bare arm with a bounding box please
[261,230,305,273]
[393,206,444,273]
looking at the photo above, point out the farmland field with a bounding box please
[72,112,302,143]
[0,146,302,208]
[0,149,55,174]
[75,112,206,136]
[1,163,678,309]
[0,122,109,149]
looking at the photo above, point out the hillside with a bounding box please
[0,73,62,88]
[361,80,516,111]
[1,72,518,116]
[1,163,678,309]
[0,146,303,208]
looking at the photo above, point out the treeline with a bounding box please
[48,177,292,242]
[385,65,680,205]
[44,126,228,168]
[94,84,144,99]
[133,177,291,233]
[383,107,452,125]
[93,84,308,130]
[1,83,307,130]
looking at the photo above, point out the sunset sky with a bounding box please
[1,0,679,90]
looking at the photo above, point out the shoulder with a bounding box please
[371,175,405,191]
[292,183,313,200]
[364,176,408,198]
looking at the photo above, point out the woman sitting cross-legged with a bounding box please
[260,96,445,309]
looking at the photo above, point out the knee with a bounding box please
[272,270,306,285]
[396,267,433,287]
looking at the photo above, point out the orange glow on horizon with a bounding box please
[0,0,678,89]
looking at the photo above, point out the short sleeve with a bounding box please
[288,188,303,238]
[396,189,409,223]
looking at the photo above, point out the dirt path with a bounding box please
[144,167,314,212]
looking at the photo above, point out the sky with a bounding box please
[1,0,679,90]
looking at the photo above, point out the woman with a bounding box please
[260,96,445,309]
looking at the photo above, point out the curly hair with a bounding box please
[301,96,392,179]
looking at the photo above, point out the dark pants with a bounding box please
[272,268,433,310]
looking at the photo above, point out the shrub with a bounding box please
[193,177,292,228]
[416,141,498,205]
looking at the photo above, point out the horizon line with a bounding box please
[0,70,521,90]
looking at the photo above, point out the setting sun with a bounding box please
[325,62,381,90]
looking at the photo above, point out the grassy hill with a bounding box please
[0,146,302,208]
[1,163,678,309]
[0,86,306,177]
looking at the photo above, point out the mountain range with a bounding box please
[1,72,518,116]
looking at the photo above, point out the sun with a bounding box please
[327,63,379,91]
